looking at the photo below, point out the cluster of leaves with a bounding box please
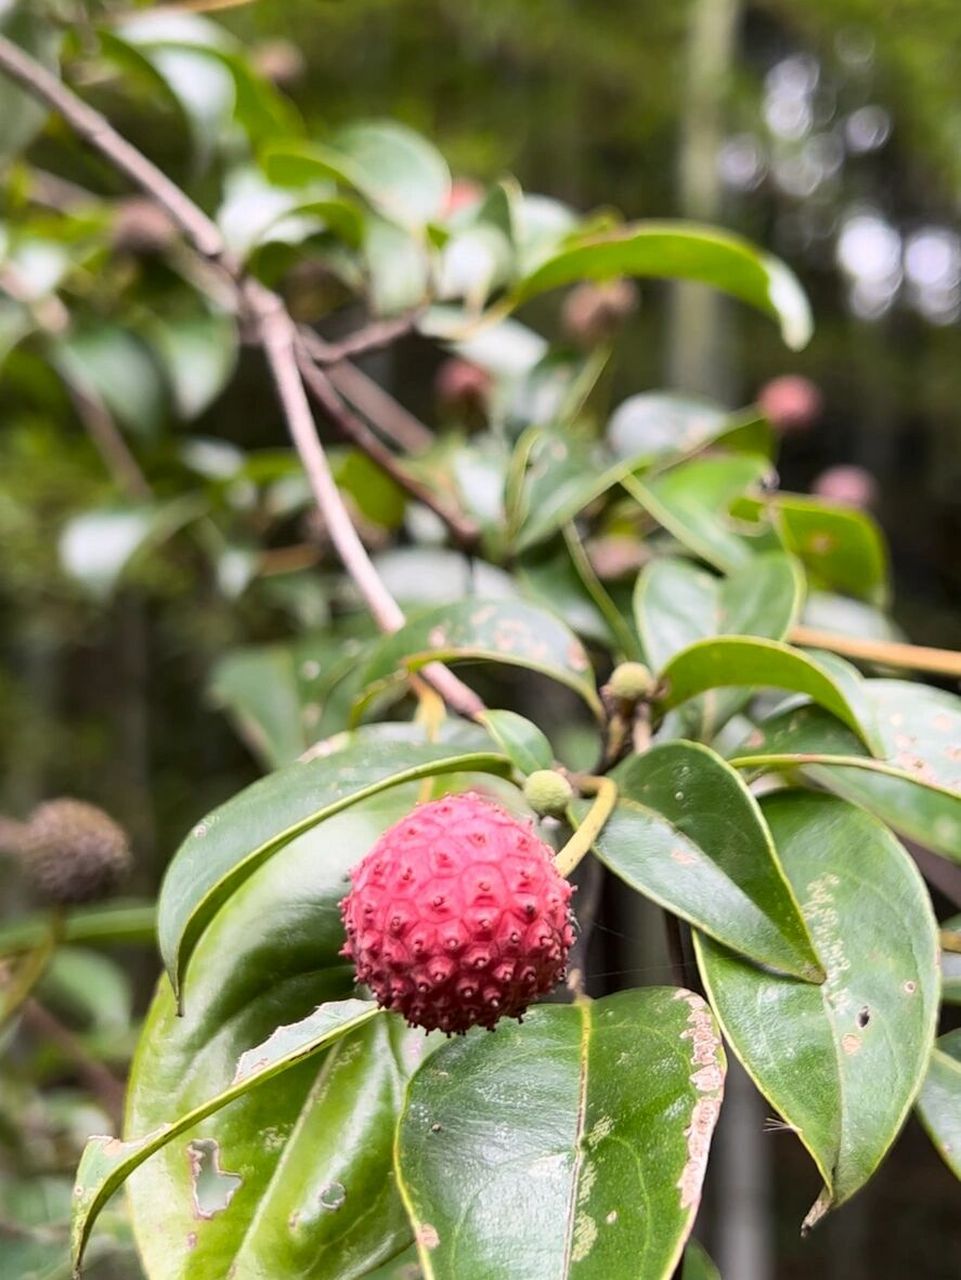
[0,4,959,1279]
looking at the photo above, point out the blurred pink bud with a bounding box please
[757,375,823,433]
[812,465,879,510]
[442,179,484,219]
[561,279,639,349]
[435,358,492,422]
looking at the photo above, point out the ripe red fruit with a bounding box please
[339,792,575,1034]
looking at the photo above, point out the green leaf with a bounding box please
[607,394,772,463]
[264,121,451,228]
[656,636,878,750]
[624,455,772,573]
[102,793,435,1279]
[636,553,803,668]
[682,1241,720,1280]
[209,636,363,770]
[0,3,60,162]
[158,741,511,1001]
[146,308,238,420]
[635,552,803,737]
[736,493,889,605]
[356,600,601,718]
[587,743,821,981]
[39,947,132,1035]
[517,538,624,651]
[112,13,235,153]
[479,709,554,776]
[696,791,939,1229]
[397,988,725,1280]
[73,997,381,1269]
[942,915,961,1005]
[729,680,961,859]
[917,1031,961,1181]
[0,900,155,957]
[59,498,205,599]
[510,222,812,349]
[53,324,168,437]
[364,214,431,315]
[512,430,654,552]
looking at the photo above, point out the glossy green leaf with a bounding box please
[264,122,451,228]
[730,680,961,859]
[656,636,878,750]
[916,1031,961,1182]
[510,222,812,348]
[736,493,889,605]
[158,741,512,1001]
[356,600,601,718]
[121,794,434,1280]
[397,988,725,1280]
[624,455,772,573]
[0,3,60,162]
[696,791,939,1229]
[635,552,803,738]
[636,553,803,669]
[479,709,554,776]
[587,743,821,980]
[73,998,380,1270]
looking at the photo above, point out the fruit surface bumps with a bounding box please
[339,792,574,1034]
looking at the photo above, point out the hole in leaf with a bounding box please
[186,1139,242,1219]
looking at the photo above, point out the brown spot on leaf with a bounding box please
[418,1224,440,1249]
[841,1033,861,1054]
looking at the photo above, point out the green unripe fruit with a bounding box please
[20,798,131,906]
[608,661,655,703]
[523,770,574,818]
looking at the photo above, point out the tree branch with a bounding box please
[790,624,961,682]
[322,357,435,453]
[0,36,228,264]
[306,311,422,366]
[296,348,481,550]
[254,289,485,719]
[21,998,125,1129]
[0,31,486,722]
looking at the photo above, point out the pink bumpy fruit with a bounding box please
[340,792,575,1034]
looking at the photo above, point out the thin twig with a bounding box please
[296,348,481,550]
[255,289,485,720]
[0,32,485,721]
[306,311,422,366]
[21,998,125,1128]
[323,357,435,453]
[68,385,152,500]
[790,624,961,682]
[0,36,228,263]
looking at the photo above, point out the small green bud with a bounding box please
[607,661,655,703]
[523,770,574,818]
[20,798,131,906]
